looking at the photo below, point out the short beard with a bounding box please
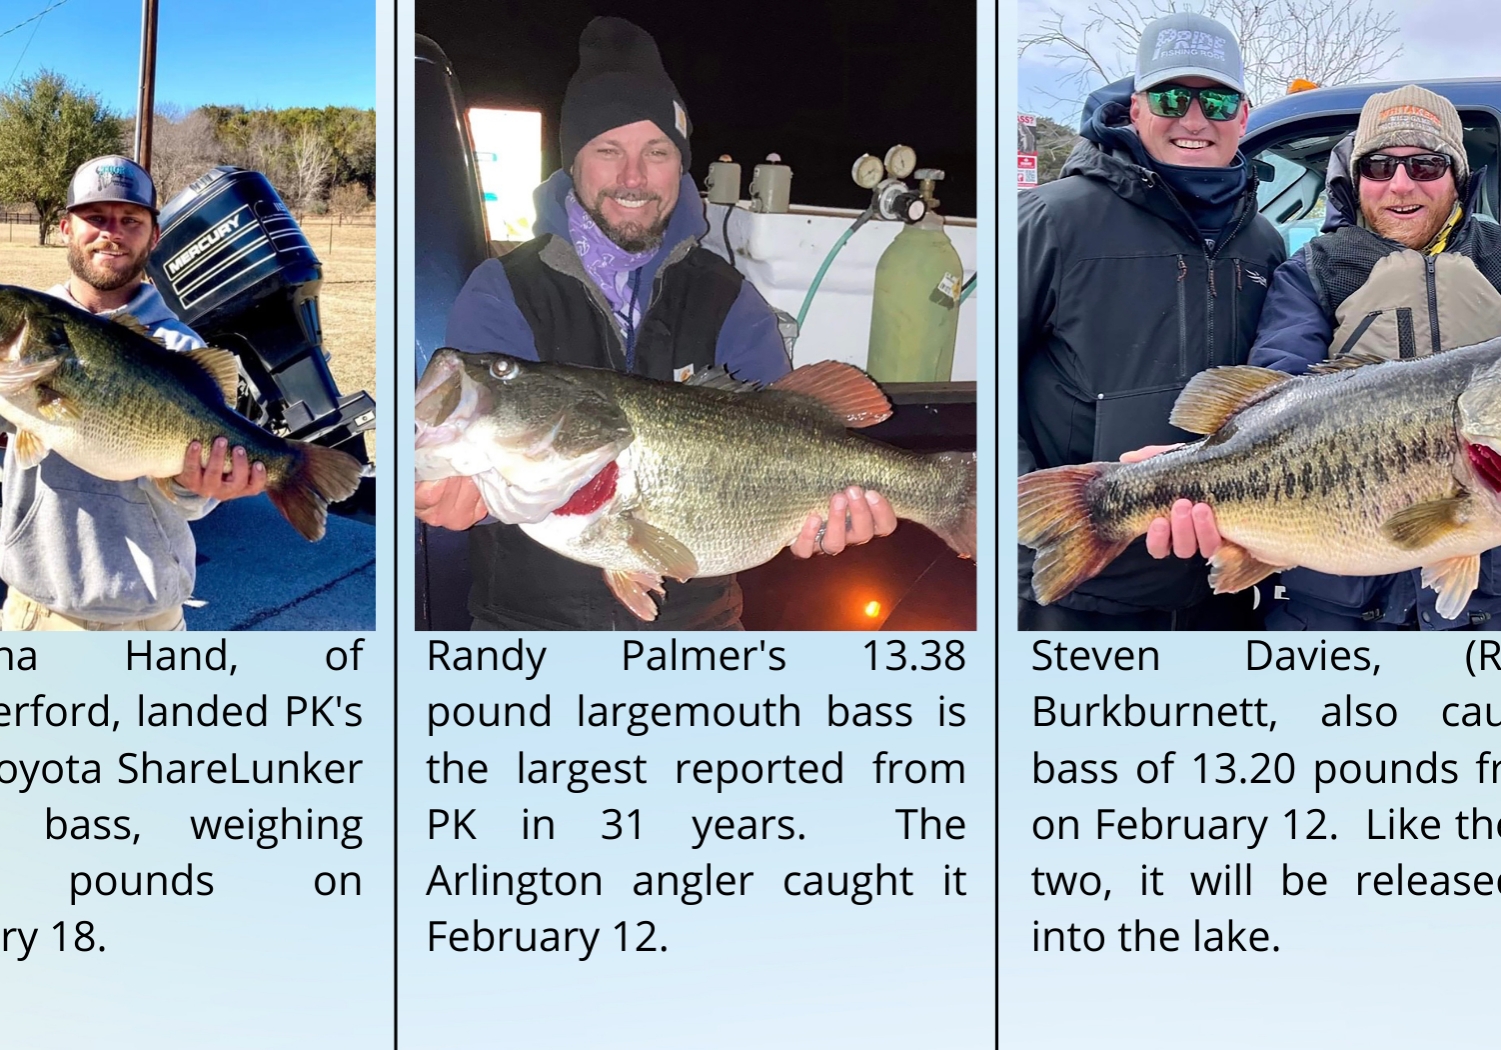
[582,192,669,253]
[1363,190,1458,250]
[66,239,150,293]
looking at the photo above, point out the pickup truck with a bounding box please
[1243,78,1501,251]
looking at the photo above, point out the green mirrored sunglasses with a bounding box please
[1145,84,1244,122]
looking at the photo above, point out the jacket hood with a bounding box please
[533,168,707,250]
[47,281,178,326]
[1322,130,1485,235]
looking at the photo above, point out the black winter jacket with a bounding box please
[1018,89,1286,615]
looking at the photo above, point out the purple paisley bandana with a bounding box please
[566,191,653,338]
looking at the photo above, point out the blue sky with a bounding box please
[0,0,375,112]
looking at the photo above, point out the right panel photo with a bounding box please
[1018,12,1501,634]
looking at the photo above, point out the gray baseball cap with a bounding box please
[66,155,158,214]
[1135,12,1246,95]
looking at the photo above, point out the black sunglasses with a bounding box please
[1356,152,1452,182]
[1144,84,1244,122]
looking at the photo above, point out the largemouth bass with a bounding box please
[0,286,362,541]
[415,349,977,620]
[1019,339,1501,619]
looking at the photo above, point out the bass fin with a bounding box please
[768,360,892,428]
[1380,494,1471,550]
[624,516,699,582]
[110,312,164,344]
[1017,462,1131,605]
[605,569,667,622]
[185,348,241,404]
[1423,554,1481,621]
[10,428,49,470]
[0,355,61,396]
[927,450,977,559]
[1208,541,1286,594]
[33,385,80,422]
[1308,351,1390,374]
[152,476,182,504]
[1170,365,1293,435]
[265,441,364,541]
[685,366,757,393]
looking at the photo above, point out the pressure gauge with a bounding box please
[884,144,917,179]
[851,153,885,189]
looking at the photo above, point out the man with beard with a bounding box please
[1148,85,1501,630]
[418,16,896,630]
[0,155,264,631]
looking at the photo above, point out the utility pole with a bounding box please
[134,0,159,169]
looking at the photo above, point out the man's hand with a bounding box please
[1118,444,1220,559]
[174,438,267,501]
[416,476,488,531]
[789,487,897,558]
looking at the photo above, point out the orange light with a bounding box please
[864,600,882,618]
[1288,78,1319,94]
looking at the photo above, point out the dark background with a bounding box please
[415,0,979,216]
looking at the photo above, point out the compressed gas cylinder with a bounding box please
[866,210,964,382]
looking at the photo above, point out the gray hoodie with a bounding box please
[0,283,215,622]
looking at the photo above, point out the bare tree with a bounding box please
[285,127,333,215]
[1020,0,1402,117]
[141,105,222,203]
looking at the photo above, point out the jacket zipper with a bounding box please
[1175,254,1189,376]
[1148,168,1256,373]
[1425,255,1441,354]
[1202,202,1255,369]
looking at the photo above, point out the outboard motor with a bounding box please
[146,167,376,523]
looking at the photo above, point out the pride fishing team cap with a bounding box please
[1353,84,1469,187]
[1134,12,1246,95]
[560,16,692,172]
[66,155,158,215]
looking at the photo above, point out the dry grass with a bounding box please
[0,218,377,455]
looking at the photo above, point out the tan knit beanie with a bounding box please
[1352,85,1468,187]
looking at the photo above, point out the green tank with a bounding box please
[866,210,964,382]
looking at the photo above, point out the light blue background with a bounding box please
[394,0,996,1045]
[1002,1,1501,1042]
[0,0,396,1042]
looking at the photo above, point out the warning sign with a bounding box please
[1019,114,1039,190]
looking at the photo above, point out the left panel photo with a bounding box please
[0,0,377,631]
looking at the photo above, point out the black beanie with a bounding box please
[560,16,692,173]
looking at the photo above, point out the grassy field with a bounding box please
[0,218,378,454]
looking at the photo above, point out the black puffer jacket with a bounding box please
[1018,80,1286,615]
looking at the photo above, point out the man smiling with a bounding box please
[419,17,896,630]
[1158,86,1501,630]
[0,155,265,631]
[1017,12,1284,629]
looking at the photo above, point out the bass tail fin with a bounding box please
[927,450,978,559]
[1018,463,1130,605]
[267,441,365,541]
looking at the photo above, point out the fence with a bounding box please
[1,210,375,251]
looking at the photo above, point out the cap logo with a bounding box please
[94,164,135,193]
[673,99,688,139]
[1151,28,1228,63]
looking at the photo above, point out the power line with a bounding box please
[4,9,47,90]
[0,0,71,43]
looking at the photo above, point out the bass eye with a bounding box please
[489,357,518,381]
